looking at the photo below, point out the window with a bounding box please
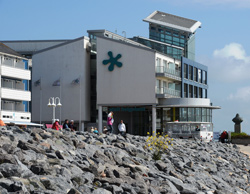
[189,66,193,80]
[189,85,193,98]
[198,69,201,83]
[199,88,202,98]
[202,108,207,122]
[184,84,188,97]
[193,67,197,81]
[203,71,207,84]
[156,58,161,67]
[184,64,188,79]
[194,86,197,98]
[195,108,201,122]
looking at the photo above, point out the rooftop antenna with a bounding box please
[115,28,117,34]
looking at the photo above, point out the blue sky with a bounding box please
[1,0,250,133]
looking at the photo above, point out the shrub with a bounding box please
[145,132,173,161]
[231,132,250,139]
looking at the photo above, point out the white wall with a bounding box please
[97,37,156,105]
[32,37,90,123]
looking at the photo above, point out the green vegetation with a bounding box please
[145,132,173,161]
[231,132,250,139]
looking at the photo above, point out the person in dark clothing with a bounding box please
[68,120,75,131]
[63,119,69,129]
[220,130,228,143]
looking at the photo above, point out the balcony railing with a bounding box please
[156,87,181,97]
[1,88,31,101]
[1,65,31,80]
[156,66,181,78]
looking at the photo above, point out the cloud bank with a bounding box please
[199,43,250,83]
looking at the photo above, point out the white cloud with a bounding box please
[228,86,250,102]
[213,43,250,63]
[198,43,250,83]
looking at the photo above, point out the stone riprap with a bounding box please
[0,126,249,194]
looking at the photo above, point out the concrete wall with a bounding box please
[32,37,90,124]
[97,37,157,106]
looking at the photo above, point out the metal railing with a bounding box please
[156,87,181,97]
[156,66,181,77]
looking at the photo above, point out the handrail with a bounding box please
[156,66,181,77]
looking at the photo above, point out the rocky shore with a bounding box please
[0,126,249,194]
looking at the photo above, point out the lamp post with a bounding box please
[47,97,62,124]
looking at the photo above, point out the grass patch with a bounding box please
[231,132,250,139]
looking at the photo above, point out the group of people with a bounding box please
[52,119,76,131]
[103,111,126,137]
[51,111,126,136]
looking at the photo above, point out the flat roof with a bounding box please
[143,11,201,33]
[0,42,25,59]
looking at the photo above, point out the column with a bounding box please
[152,106,156,136]
[98,105,103,133]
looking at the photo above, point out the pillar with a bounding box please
[152,106,156,136]
[98,105,103,133]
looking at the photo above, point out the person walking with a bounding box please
[118,120,126,137]
[107,112,114,134]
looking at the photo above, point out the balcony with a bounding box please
[1,65,31,80]
[1,110,31,122]
[155,66,181,81]
[156,87,181,98]
[1,88,31,101]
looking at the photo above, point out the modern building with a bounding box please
[1,10,220,134]
[0,42,31,124]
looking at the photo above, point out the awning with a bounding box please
[3,121,43,127]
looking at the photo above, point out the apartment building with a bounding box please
[0,43,31,124]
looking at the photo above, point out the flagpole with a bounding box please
[59,77,61,124]
[79,76,81,131]
[39,77,42,128]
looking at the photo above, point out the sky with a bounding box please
[1,0,250,133]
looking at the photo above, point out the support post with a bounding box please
[98,105,103,133]
[152,106,156,136]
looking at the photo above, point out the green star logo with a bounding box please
[102,51,122,71]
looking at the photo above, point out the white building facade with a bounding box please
[32,37,91,130]
[0,43,31,124]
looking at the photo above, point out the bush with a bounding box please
[145,132,173,161]
[231,132,250,139]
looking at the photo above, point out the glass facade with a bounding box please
[134,37,183,60]
[156,107,213,133]
[148,24,195,60]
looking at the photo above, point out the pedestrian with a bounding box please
[103,126,108,134]
[93,128,99,135]
[63,119,69,129]
[107,112,114,134]
[195,125,200,131]
[68,120,75,131]
[52,119,61,131]
[118,120,126,137]
[220,130,228,143]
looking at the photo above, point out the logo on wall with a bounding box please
[102,51,122,71]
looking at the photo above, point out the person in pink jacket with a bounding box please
[107,112,114,134]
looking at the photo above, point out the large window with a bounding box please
[194,86,198,98]
[194,67,197,81]
[189,85,193,98]
[184,64,188,79]
[198,69,201,83]
[203,71,207,84]
[189,66,193,80]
